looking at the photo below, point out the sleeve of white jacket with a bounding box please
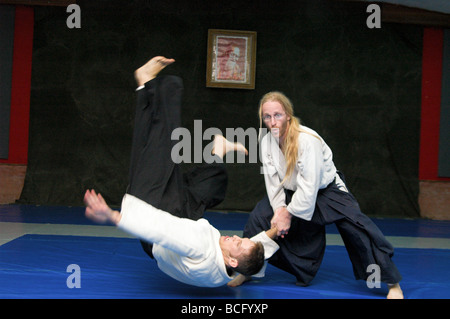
[286,134,323,221]
[117,194,207,259]
[249,231,279,278]
[261,136,286,211]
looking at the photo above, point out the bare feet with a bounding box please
[134,56,175,86]
[212,134,249,159]
[227,274,252,287]
[387,283,404,299]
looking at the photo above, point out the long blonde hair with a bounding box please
[258,92,301,183]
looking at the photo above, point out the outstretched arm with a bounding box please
[84,189,121,225]
[85,190,211,258]
[264,227,278,241]
[103,193,210,258]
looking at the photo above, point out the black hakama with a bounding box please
[126,75,227,257]
[244,172,402,285]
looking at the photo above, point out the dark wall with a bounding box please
[0,6,15,159]
[438,29,450,177]
[20,0,423,217]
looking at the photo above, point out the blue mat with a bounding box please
[1,234,449,299]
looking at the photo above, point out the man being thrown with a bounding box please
[84,56,279,287]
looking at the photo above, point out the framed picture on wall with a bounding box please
[206,29,257,89]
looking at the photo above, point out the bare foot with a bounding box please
[212,134,248,159]
[134,56,175,86]
[227,274,252,287]
[387,283,404,299]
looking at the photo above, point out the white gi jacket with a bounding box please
[260,125,346,221]
[117,194,279,287]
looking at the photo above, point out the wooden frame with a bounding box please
[206,29,257,89]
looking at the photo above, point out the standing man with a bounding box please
[232,91,403,299]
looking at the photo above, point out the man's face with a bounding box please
[261,100,290,141]
[220,235,254,260]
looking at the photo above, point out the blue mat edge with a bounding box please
[1,204,450,238]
